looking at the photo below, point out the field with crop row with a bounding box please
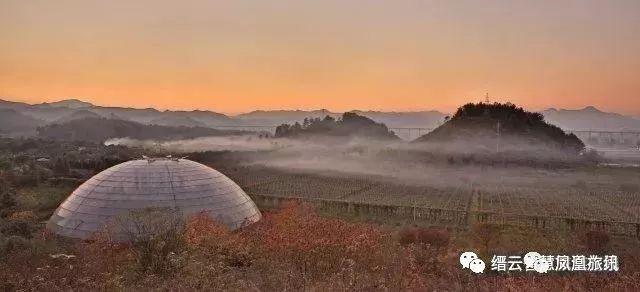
[224,166,472,211]
[474,186,640,223]
[219,165,640,235]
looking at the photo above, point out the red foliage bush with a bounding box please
[398,226,450,249]
[3,202,640,291]
[398,227,418,245]
[581,230,611,253]
[184,212,230,246]
[417,227,450,249]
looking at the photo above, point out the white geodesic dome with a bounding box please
[47,158,261,239]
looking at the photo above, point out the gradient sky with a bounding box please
[1,0,639,115]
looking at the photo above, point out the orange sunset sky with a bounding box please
[1,0,639,115]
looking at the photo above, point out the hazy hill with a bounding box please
[0,98,234,127]
[0,99,31,111]
[415,102,585,155]
[236,109,339,125]
[541,106,640,131]
[36,99,93,109]
[0,109,45,136]
[89,106,163,123]
[351,110,446,128]
[37,117,245,143]
[167,110,235,127]
[274,112,399,140]
[54,109,102,124]
[0,99,81,122]
[150,116,206,127]
[90,107,235,126]
[0,99,71,122]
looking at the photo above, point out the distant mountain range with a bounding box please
[0,98,449,133]
[540,106,640,131]
[0,98,235,128]
[1,98,639,138]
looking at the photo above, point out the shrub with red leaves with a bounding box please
[398,226,450,249]
[581,230,610,253]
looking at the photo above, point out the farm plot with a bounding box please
[475,186,640,223]
[219,163,640,235]
[346,184,471,211]
[223,167,373,200]
[243,174,373,200]
[224,166,472,210]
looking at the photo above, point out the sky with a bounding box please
[1,0,639,115]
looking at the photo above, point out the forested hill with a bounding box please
[274,112,399,140]
[414,102,585,154]
[37,117,246,143]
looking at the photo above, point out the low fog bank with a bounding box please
[104,134,611,190]
[105,134,590,159]
[104,134,431,185]
[105,134,417,154]
[593,148,640,165]
[105,135,287,152]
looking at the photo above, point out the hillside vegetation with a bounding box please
[0,109,44,136]
[274,112,399,140]
[36,117,246,143]
[415,102,585,154]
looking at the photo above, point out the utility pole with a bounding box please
[412,199,416,221]
[496,121,501,153]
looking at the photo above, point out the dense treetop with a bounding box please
[414,102,585,154]
[274,112,399,140]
